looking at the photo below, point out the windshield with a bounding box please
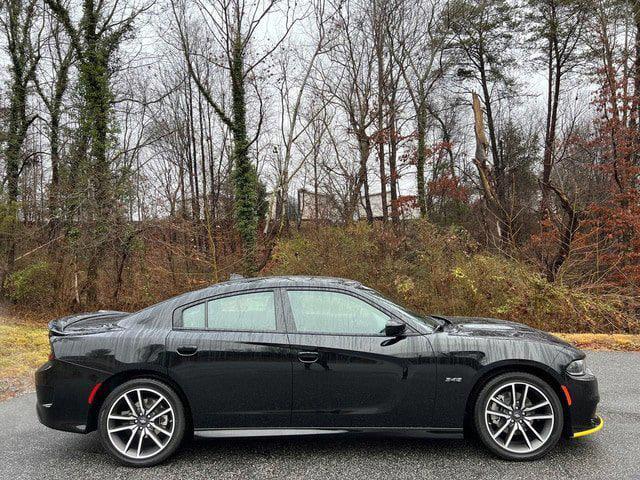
[359,287,440,329]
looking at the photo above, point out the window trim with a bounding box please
[282,287,412,337]
[171,288,284,333]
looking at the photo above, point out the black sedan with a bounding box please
[35,276,602,466]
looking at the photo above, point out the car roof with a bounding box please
[122,276,371,329]
[208,275,365,292]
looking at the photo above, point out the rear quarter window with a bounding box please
[180,303,206,329]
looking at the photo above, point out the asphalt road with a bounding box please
[0,351,638,480]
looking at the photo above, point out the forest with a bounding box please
[0,0,638,333]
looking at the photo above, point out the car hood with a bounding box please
[437,315,574,348]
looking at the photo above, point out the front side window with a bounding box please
[207,291,276,331]
[287,290,390,335]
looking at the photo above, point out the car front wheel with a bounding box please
[98,378,186,467]
[474,372,563,460]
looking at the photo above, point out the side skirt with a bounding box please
[194,427,464,439]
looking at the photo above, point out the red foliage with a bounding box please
[427,175,469,203]
[400,140,453,167]
[578,65,640,290]
[393,195,418,215]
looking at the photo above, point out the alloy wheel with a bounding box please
[106,387,175,459]
[484,381,555,454]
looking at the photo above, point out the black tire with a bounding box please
[474,372,563,461]
[98,378,186,467]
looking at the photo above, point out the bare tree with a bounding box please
[324,0,377,222]
[527,0,588,280]
[393,0,449,218]
[270,0,336,233]
[171,0,295,274]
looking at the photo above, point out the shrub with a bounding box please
[265,221,637,333]
[5,262,55,308]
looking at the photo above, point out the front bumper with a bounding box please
[35,360,107,434]
[572,415,603,438]
[563,371,602,437]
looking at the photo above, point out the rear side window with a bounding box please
[207,292,276,331]
[287,290,389,335]
[177,291,277,331]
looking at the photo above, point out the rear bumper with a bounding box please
[35,360,107,434]
[563,372,602,437]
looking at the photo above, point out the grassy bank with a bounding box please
[0,317,49,401]
[266,222,638,334]
[553,333,640,351]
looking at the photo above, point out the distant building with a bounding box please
[297,189,421,222]
[357,192,421,220]
[297,189,342,222]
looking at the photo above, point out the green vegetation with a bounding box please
[5,262,54,306]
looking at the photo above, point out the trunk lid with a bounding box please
[48,310,128,336]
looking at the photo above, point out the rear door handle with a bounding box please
[177,345,198,356]
[298,351,319,363]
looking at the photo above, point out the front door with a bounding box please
[166,289,293,429]
[283,288,436,428]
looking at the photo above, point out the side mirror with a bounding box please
[384,319,406,337]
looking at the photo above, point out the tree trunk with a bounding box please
[374,11,388,223]
[78,16,115,304]
[348,136,373,222]
[478,55,511,248]
[388,84,399,223]
[542,32,562,216]
[416,100,428,218]
[1,27,31,290]
[545,182,581,282]
[230,34,258,275]
[634,3,640,135]
[471,92,510,247]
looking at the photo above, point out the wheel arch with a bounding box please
[462,360,571,438]
[86,369,193,434]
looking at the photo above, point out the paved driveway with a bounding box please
[0,351,638,479]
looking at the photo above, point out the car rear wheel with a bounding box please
[474,372,563,461]
[98,378,186,467]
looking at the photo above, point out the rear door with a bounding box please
[283,288,436,429]
[165,288,293,429]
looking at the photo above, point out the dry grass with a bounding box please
[552,333,640,351]
[0,313,49,401]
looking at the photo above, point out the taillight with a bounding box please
[48,351,55,361]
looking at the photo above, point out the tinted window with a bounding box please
[207,292,276,331]
[181,303,206,329]
[287,290,390,335]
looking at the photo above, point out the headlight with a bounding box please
[566,359,588,376]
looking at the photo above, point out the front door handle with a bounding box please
[177,345,198,356]
[298,351,319,363]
